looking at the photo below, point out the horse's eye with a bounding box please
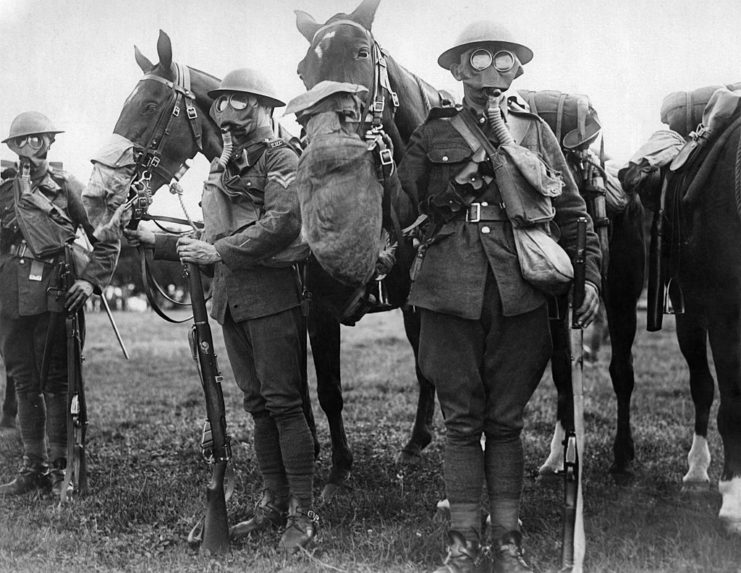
[143,102,159,114]
[357,47,370,59]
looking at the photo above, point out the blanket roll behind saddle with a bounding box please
[661,82,741,137]
[296,118,383,287]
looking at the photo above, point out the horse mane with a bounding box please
[384,55,444,144]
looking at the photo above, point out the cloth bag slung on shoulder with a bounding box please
[296,112,383,287]
[201,154,309,268]
[495,146,573,296]
[451,113,573,295]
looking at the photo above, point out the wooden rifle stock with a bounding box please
[60,249,88,501]
[647,178,668,331]
[187,262,231,555]
[562,217,587,573]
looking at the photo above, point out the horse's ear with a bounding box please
[295,10,321,42]
[134,46,154,73]
[349,0,381,30]
[156,30,173,71]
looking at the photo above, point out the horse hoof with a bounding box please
[320,472,352,503]
[434,498,450,522]
[536,467,563,483]
[680,480,711,495]
[609,465,635,486]
[395,449,423,467]
[719,477,741,536]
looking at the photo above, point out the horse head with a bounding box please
[295,0,441,157]
[85,30,222,236]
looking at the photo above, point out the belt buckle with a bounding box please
[466,203,481,223]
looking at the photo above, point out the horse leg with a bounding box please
[674,308,714,490]
[706,301,741,534]
[396,306,436,466]
[539,298,570,477]
[603,266,641,479]
[307,308,353,501]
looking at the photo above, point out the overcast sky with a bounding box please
[2,0,741,216]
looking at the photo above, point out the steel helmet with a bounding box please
[208,68,286,108]
[438,21,533,70]
[2,111,64,143]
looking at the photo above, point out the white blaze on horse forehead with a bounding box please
[123,84,144,108]
[314,31,336,60]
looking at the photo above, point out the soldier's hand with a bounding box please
[123,228,156,247]
[177,236,222,264]
[574,282,600,328]
[66,280,94,313]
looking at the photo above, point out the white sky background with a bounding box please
[1,0,740,217]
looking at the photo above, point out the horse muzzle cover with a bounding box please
[296,112,383,287]
[83,134,139,241]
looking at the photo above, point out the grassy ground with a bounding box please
[1,308,740,572]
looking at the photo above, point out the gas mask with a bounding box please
[209,92,272,167]
[453,46,524,108]
[6,133,53,168]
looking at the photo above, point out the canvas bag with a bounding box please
[450,113,573,295]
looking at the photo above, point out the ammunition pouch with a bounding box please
[427,180,483,223]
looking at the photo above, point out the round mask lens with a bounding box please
[493,51,516,72]
[216,96,229,112]
[470,49,493,71]
[27,135,43,149]
[229,94,250,110]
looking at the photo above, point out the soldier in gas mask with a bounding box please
[124,69,316,553]
[0,111,119,496]
[398,23,602,573]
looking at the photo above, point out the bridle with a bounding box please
[309,19,399,132]
[124,61,208,323]
[127,61,204,226]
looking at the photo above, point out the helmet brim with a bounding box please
[562,120,602,150]
[207,88,286,108]
[438,41,533,70]
[2,130,64,144]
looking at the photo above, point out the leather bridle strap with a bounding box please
[310,19,398,128]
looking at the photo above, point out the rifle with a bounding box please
[185,261,231,555]
[646,178,668,332]
[561,217,587,573]
[58,247,88,502]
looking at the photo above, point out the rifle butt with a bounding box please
[200,460,230,555]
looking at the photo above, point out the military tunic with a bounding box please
[0,166,119,396]
[398,100,601,536]
[153,129,305,416]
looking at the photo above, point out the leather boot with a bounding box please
[433,530,489,573]
[0,461,50,495]
[278,495,318,553]
[230,489,287,539]
[491,531,533,573]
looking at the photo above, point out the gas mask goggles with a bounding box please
[6,134,52,162]
[469,48,516,73]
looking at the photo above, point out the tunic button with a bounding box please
[481,201,488,206]
[442,155,449,162]
[479,117,485,124]
[481,226,491,234]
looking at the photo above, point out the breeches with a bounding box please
[222,306,305,419]
[418,271,552,441]
[0,311,67,396]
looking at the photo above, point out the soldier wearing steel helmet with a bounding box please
[0,111,119,497]
[124,69,316,553]
[398,22,602,573]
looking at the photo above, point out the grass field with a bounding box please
[1,307,740,572]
